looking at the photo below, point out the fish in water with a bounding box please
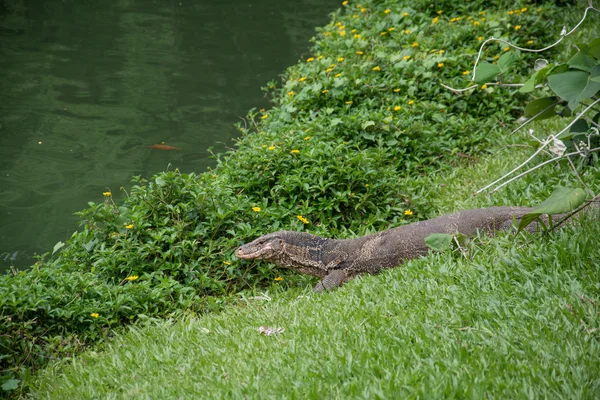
[149,143,181,151]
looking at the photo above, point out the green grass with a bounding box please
[31,208,600,399]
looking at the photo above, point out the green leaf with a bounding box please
[155,176,166,186]
[519,73,537,93]
[361,120,375,130]
[588,38,600,60]
[569,119,589,134]
[547,70,590,110]
[578,65,600,101]
[567,51,597,72]
[52,241,65,255]
[474,62,500,84]
[517,186,587,233]
[524,97,559,121]
[1,379,20,391]
[425,233,454,251]
[498,51,518,71]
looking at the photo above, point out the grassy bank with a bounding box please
[3,0,600,397]
[31,178,600,398]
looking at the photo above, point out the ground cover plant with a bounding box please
[2,0,599,396]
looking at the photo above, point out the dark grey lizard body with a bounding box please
[235,204,592,292]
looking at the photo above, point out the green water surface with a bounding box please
[0,0,339,271]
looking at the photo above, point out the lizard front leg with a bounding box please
[313,269,349,292]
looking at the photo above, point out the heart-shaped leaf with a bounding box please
[474,62,501,84]
[517,186,587,233]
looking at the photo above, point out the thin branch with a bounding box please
[490,146,600,193]
[476,98,600,194]
[472,5,599,81]
[509,99,563,136]
[441,5,599,93]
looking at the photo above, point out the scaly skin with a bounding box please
[235,201,598,292]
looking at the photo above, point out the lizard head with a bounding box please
[234,232,285,260]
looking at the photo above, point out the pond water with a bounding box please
[0,0,339,271]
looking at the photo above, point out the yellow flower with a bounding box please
[354,34,361,39]
[481,84,488,90]
[298,76,307,82]
[90,313,99,318]
[360,7,367,12]
[404,29,411,34]
[125,275,139,281]
[317,56,323,60]
[463,70,470,75]
[103,191,112,197]
[473,21,480,26]
[253,207,262,212]
[290,149,300,154]
[388,27,395,32]
[494,55,500,60]
[477,36,484,41]
[324,31,331,36]
[340,30,346,36]
[402,12,409,17]
[261,114,268,119]
[287,91,294,96]
[392,106,400,111]
[404,209,413,216]
[514,25,521,30]
[345,101,352,104]
[356,51,364,55]
[384,9,391,14]
[527,40,534,45]
[303,136,312,140]
[393,88,401,92]
[274,276,283,281]
[338,25,345,30]
[335,73,342,78]
[432,17,439,24]
[297,215,309,224]
[352,14,358,18]
[260,108,265,112]
[411,42,419,47]
[503,47,510,52]
[438,50,445,54]
[437,63,444,68]
[125,224,133,229]
[437,10,443,14]
[268,145,276,150]
[325,67,333,73]
[223,261,231,265]
[351,29,357,33]
[508,10,514,15]
[342,0,348,5]
[373,66,381,71]
[380,31,388,36]
[403,55,411,60]
[521,7,527,12]
[407,100,415,105]
[321,89,329,94]
[338,57,345,62]
[306,57,314,62]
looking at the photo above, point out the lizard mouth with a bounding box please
[235,244,272,259]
